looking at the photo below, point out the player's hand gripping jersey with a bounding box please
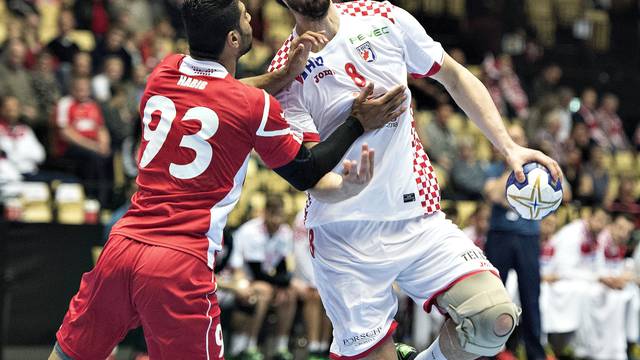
[112,55,301,268]
[270,1,444,227]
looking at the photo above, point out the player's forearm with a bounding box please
[434,56,517,156]
[240,69,296,95]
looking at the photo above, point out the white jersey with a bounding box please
[229,217,293,276]
[270,1,444,227]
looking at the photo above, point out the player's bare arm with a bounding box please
[240,31,328,94]
[431,53,563,183]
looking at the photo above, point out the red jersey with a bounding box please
[55,96,104,154]
[112,55,301,269]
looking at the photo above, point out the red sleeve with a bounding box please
[252,91,302,169]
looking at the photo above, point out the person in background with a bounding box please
[483,124,548,360]
[570,213,638,360]
[531,63,562,105]
[573,88,604,146]
[92,56,127,102]
[420,103,457,171]
[450,137,487,200]
[554,87,575,143]
[91,26,133,80]
[534,110,564,164]
[0,96,45,181]
[575,146,610,207]
[229,195,298,360]
[608,176,640,228]
[47,9,80,65]
[595,93,631,152]
[55,76,111,205]
[292,211,332,360]
[0,39,40,126]
[462,204,491,250]
[31,51,62,130]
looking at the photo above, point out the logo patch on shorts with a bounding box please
[342,326,383,347]
[403,193,416,203]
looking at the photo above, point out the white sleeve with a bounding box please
[21,128,45,165]
[56,97,73,128]
[275,84,320,143]
[392,5,445,78]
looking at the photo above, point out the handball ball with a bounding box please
[506,162,563,220]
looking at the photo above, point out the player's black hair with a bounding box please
[275,0,287,7]
[181,0,240,60]
[274,0,331,20]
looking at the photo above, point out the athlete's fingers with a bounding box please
[533,152,562,182]
[385,106,407,120]
[512,162,525,183]
[358,144,370,181]
[298,31,328,45]
[375,85,406,105]
[289,43,306,60]
[383,93,408,113]
[357,82,375,104]
[342,160,352,177]
[368,149,375,178]
[295,33,321,47]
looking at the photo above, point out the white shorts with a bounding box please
[309,211,497,359]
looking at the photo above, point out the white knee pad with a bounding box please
[437,272,522,357]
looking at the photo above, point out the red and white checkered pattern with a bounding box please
[411,120,441,214]
[268,1,395,72]
[268,35,294,73]
[336,0,395,23]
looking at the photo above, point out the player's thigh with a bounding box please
[132,246,224,360]
[56,235,141,360]
[311,227,400,358]
[396,213,497,312]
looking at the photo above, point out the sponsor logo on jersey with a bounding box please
[177,75,208,90]
[314,69,336,83]
[295,56,325,84]
[403,193,416,203]
[348,26,390,44]
[342,326,383,346]
[356,42,376,63]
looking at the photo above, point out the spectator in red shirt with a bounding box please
[55,76,111,205]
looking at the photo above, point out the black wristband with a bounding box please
[344,115,365,135]
[274,115,366,191]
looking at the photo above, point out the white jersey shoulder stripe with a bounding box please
[256,91,291,138]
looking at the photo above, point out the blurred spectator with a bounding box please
[571,213,639,360]
[73,0,113,37]
[229,195,297,360]
[531,64,562,105]
[542,209,612,357]
[483,124,547,360]
[92,56,126,102]
[92,26,133,80]
[46,9,80,65]
[534,110,564,163]
[420,103,457,171]
[573,88,605,146]
[61,52,93,94]
[0,39,40,126]
[567,121,596,164]
[608,176,640,227]
[292,211,332,359]
[139,19,176,70]
[555,87,575,142]
[595,93,631,152]
[0,96,45,180]
[101,84,136,150]
[55,76,111,204]
[482,54,529,119]
[575,146,610,206]
[462,204,490,250]
[31,51,62,125]
[449,137,487,200]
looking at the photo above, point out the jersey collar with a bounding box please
[180,56,229,78]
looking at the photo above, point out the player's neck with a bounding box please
[294,5,340,45]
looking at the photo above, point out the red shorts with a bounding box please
[56,234,224,360]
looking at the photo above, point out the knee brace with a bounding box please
[437,271,522,357]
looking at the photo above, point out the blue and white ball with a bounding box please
[506,162,563,220]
